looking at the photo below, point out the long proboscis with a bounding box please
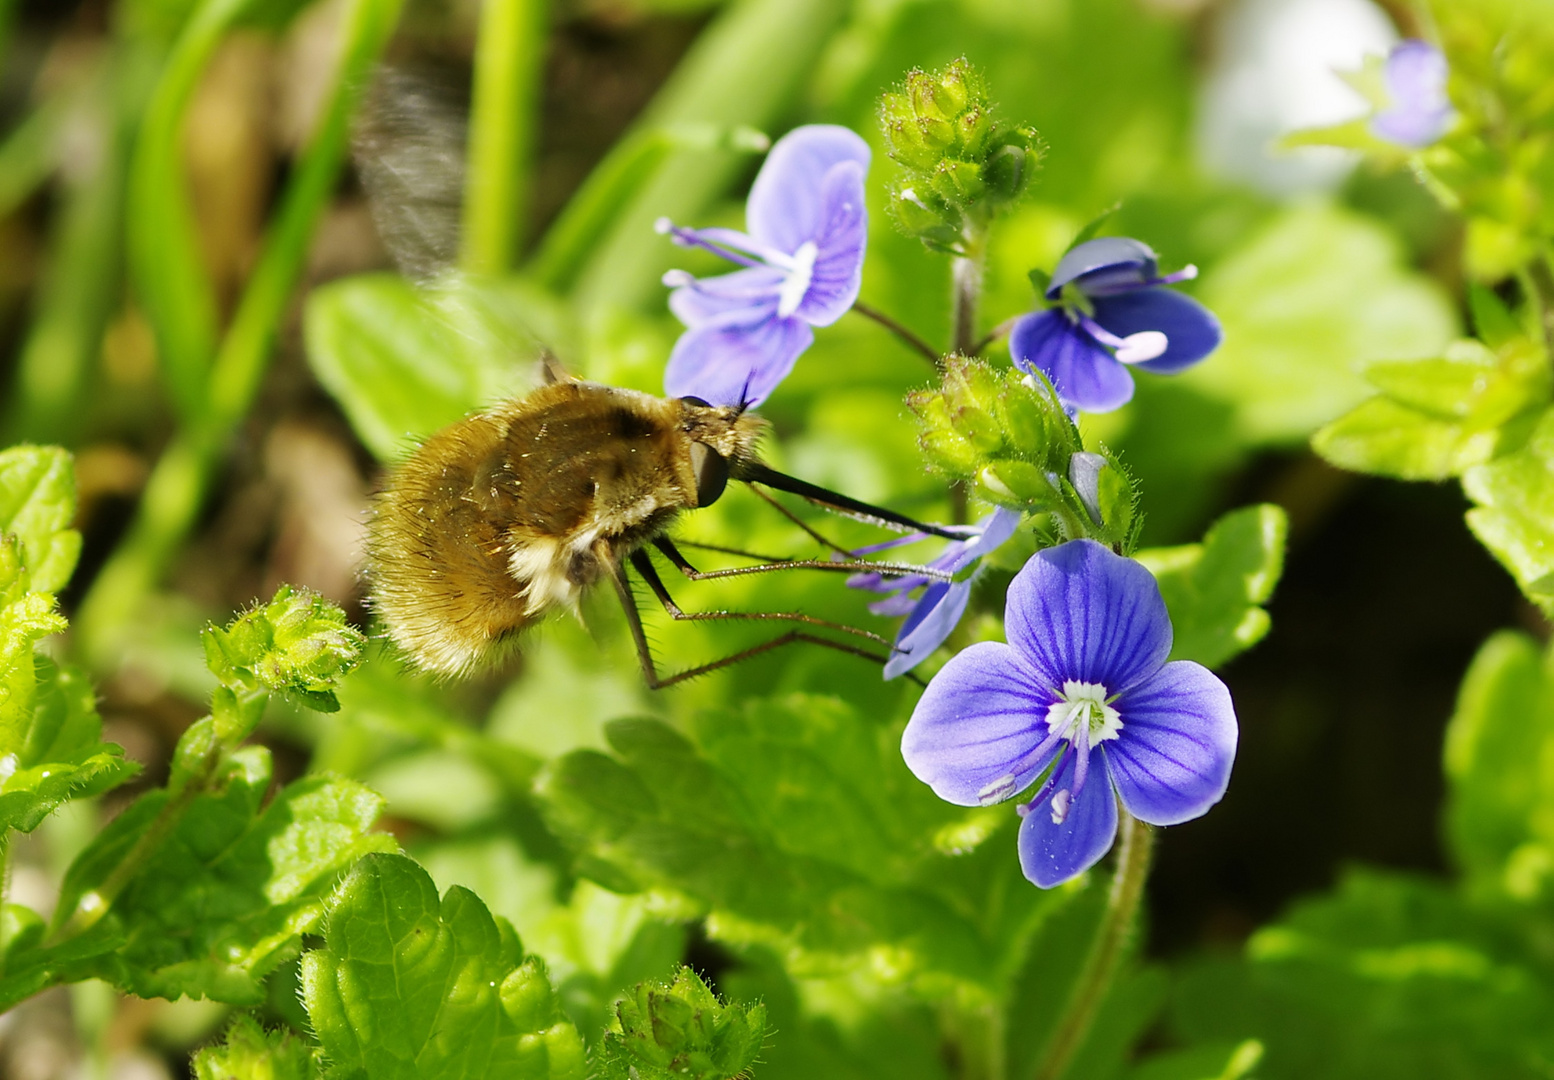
[735,462,967,541]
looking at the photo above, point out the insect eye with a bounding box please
[679,396,712,408]
[689,442,729,507]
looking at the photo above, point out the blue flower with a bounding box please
[1009,237,1222,415]
[1371,39,1453,149]
[657,125,870,407]
[901,539,1237,888]
[850,507,1022,680]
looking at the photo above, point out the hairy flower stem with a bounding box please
[949,230,988,523]
[1031,811,1155,1080]
[852,300,943,367]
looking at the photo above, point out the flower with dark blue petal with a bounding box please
[901,539,1237,888]
[1371,39,1453,149]
[657,125,870,407]
[1009,237,1222,415]
[850,507,1021,680]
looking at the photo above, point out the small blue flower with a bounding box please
[657,125,870,407]
[901,539,1237,888]
[850,507,1021,680]
[1009,237,1222,415]
[1371,39,1453,149]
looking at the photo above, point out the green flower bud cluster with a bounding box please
[907,358,1140,547]
[595,966,767,1080]
[879,59,1042,253]
[203,584,366,713]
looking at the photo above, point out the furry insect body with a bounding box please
[368,379,763,676]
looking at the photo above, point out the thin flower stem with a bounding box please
[1031,810,1155,1080]
[970,314,1022,356]
[952,249,984,357]
[851,301,942,367]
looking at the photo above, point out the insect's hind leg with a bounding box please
[607,552,912,690]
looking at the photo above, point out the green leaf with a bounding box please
[304,272,567,460]
[0,540,68,759]
[32,748,392,1006]
[1442,631,1554,902]
[300,852,586,1080]
[1182,203,1458,444]
[0,445,82,594]
[1312,338,1550,480]
[594,966,767,1080]
[1311,396,1503,480]
[1463,407,1554,611]
[0,658,138,833]
[1467,284,1522,351]
[1167,870,1554,1080]
[1135,505,1288,669]
[536,696,1062,997]
[192,1015,322,1080]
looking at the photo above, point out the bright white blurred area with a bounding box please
[1196,0,1398,194]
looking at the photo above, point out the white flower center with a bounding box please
[776,240,818,318]
[1045,680,1123,745]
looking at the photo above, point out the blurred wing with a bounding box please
[353,66,467,282]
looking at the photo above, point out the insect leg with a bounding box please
[650,537,953,584]
[608,554,898,689]
[632,549,889,646]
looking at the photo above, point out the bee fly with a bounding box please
[367,365,961,687]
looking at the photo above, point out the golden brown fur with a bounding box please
[366,378,765,676]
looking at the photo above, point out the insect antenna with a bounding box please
[734,461,967,540]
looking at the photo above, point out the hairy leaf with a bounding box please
[1463,407,1554,612]
[1168,871,1554,1080]
[0,445,82,594]
[1443,631,1554,903]
[23,748,392,1007]
[304,273,567,460]
[1135,505,1288,669]
[301,852,586,1080]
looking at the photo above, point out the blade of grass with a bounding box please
[5,50,158,444]
[77,0,406,662]
[460,0,548,275]
[0,95,65,221]
[570,0,846,317]
[124,0,246,423]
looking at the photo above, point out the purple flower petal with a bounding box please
[942,506,1022,573]
[668,265,788,325]
[747,125,871,255]
[792,161,867,326]
[1018,750,1119,887]
[663,306,814,407]
[1091,289,1222,375]
[1047,237,1158,299]
[901,641,1058,806]
[1010,310,1135,415]
[883,580,971,679]
[1107,660,1237,825]
[1004,540,1172,695]
[1372,40,1452,148]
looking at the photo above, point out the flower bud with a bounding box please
[977,460,1059,509]
[956,106,992,157]
[932,159,988,204]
